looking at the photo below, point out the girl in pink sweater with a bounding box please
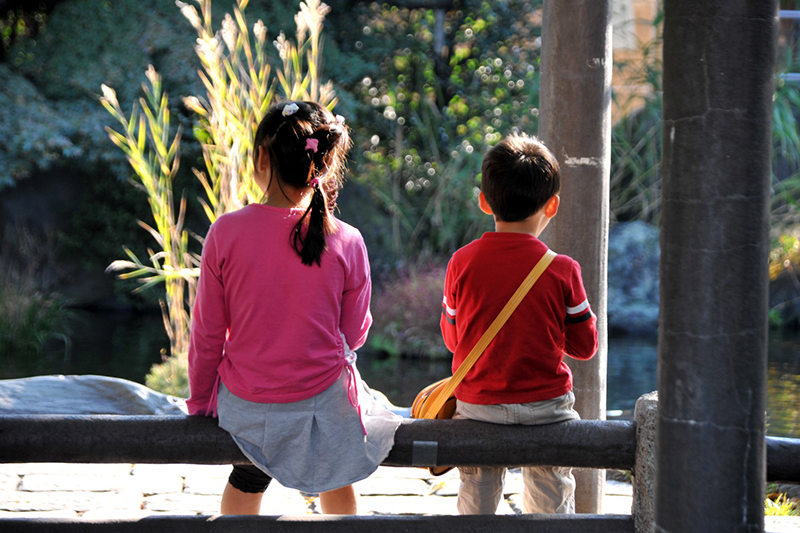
[187,101,401,515]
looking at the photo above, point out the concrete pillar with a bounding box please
[539,0,612,514]
[656,2,778,532]
[633,392,658,533]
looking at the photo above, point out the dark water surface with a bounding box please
[6,311,799,438]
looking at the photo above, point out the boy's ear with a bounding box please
[544,194,560,218]
[478,192,493,215]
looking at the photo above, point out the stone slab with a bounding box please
[0,463,131,477]
[132,463,231,479]
[605,480,633,497]
[0,509,79,518]
[0,490,142,513]
[182,475,224,496]
[260,482,311,516]
[355,476,429,496]
[603,494,633,515]
[142,493,221,514]
[132,474,184,495]
[0,473,20,492]
[19,474,131,493]
[358,495,458,516]
[428,477,460,496]
[766,516,800,533]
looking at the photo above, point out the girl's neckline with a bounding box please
[249,203,305,214]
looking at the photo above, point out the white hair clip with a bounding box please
[330,114,346,134]
[282,102,299,117]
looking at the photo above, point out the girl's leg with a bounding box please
[221,481,264,515]
[221,465,272,515]
[319,484,357,515]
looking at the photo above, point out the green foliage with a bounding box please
[0,225,73,357]
[145,351,190,398]
[351,1,542,264]
[765,492,799,517]
[609,18,663,224]
[12,0,198,103]
[766,58,800,282]
[767,364,800,437]
[0,7,47,59]
[0,64,86,188]
[0,284,72,357]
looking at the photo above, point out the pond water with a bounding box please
[5,311,800,438]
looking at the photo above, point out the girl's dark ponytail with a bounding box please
[292,181,328,266]
[254,101,351,267]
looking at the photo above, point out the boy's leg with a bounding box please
[454,402,510,515]
[517,391,580,514]
[457,466,506,514]
[521,466,575,513]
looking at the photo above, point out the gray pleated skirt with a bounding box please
[217,365,402,494]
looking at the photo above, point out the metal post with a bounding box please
[657,1,778,532]
[539,0,612,514]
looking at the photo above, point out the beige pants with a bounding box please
[454,391,579,515]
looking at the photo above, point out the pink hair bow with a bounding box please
[308,177,321,188]
[305,138,319,153]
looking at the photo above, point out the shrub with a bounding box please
[370,264,449,359]
[765,492,799,517]
[0,225,73,357]
[145,351,190,398]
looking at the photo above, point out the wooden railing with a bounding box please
[0,412,797,532]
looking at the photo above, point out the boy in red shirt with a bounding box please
[441,133,598,514]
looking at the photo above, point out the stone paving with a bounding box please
[0,463,632,519]
[0,463,797,532]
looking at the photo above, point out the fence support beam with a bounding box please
[0,514,635,533]
[658,1,778,531]
[0,416,636,470]
[539,0,612,514]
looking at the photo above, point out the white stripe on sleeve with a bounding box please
[443,295,456,318]
[566,299,589,315]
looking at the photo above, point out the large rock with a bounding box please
[607,221,660,336]
[0,374,186,415]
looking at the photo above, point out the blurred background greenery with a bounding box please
[0,0,799,416]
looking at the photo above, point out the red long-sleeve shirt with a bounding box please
[441,232,598,405]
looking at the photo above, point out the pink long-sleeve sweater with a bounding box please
[186,204,373,416]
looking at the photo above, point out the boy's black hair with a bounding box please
[253,101,351,266]
[480,134,560,222]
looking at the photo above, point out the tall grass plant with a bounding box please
[102,0,334,395]
[102,67,199,364]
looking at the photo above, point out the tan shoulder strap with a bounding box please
[422,249,557,419]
